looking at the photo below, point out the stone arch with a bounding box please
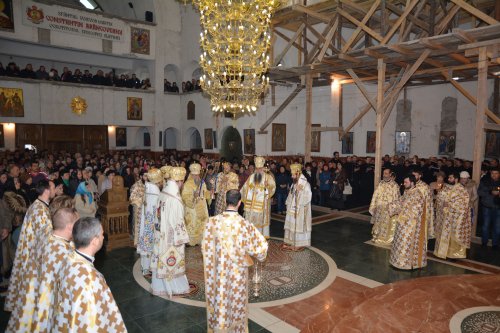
[220,126,242,162]
[185,127,202,150]
[192,67,203,80]
[164,127,179,150]
[164,64,180,84]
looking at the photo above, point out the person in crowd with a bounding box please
[240,157,276,238]
[389,174,427,270]
[330,162,347,211]
[478,167,500,249]
[369,168,401,246]
[202,189,268,333]
[151,166,190,297]
[74,181,97,218]
[138,168,162,276]
[433,171,471,259]
[4,180,55,323]
[214,162,240,216]
[35,65,49,80]
[182,163,210,246]
[275,165,291,214]
[53,217,126,331]
[283,164,312,251]
[460,171,478,222]
[130,171,146,246]
[318,164,331,207]
[99,169,115,195]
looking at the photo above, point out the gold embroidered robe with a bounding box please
[151,180,190,297]
[434,183,471,259]
[202,211,268,333]
[129,180,145,246]
[240,172,276,238]
[214,171,239,216]
[369,180,401,246]
[17,234,74,332]
[389,187,427,270]
[5,199,52,328]
[182,176,210,246]
[284,174,312,247]
[52,251,126,332]
[416,180,435,239]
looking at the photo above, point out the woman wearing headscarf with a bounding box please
[74,181,97,218]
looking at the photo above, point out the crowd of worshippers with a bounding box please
[164,78,202,93]
[0,149,498,331]
[0,61,152,89]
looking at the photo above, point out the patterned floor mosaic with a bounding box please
[461,311,500,333]
[134,238,335,307]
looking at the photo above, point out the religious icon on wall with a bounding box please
[213,130,217,149]
[244,129,255,155]
[485,131,499,158]
[127,97,142,120]
[131,27,150,55]
[366,131,376,154]
[0,87,24,117]
[187,101,195,120]
[311,124,321,152]
[438,131,456,155]
[0,0,14,31]
[116,127,127,147]
[0,124,4,148]
[144,132,151,147]
[342,132,354,154]
[204,128,213,149]
[395,131,411,155]
[272,123,286,152]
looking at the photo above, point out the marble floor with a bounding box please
[0,207,499,332]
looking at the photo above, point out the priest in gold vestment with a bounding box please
[182,163,210,246]
[130,172,146,246]
[413,168,435,239]
[5,180,55,320]
[369,169,401,246]
[151,167,191,297]
[53,217,126,332]
[240,156,276,238]
[434,172,471,259]
[214,162,240,215]
[389,174,427,270]
[202,189,268,333]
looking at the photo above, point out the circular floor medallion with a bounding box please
[450,307,500,333]
[133,238,337,308]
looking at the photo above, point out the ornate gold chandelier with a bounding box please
[197,0,279,116]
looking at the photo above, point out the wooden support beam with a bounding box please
[450,0,499,26]
[291,4,331,23]
[274,29,305,53]
[346,68,377,110]
[435,4,460,34]
[341,0,381,53]
[305,74,313,162]
[338,53,362,63]
[401,0,428,41]
[375,58,386,188]
[337,8,384,42]
[382,49,432,126]
[364,48,387,59]
[429,0,437,36]
[273,23,306,67]
[452,28,476,43]
[311,126,343,132]
[484,123,500,131]
[442,71,500,124]
[381,0,420,45]
[317,17,339,62]
[459,38,500,51]
[472,47,488,237]
[385,1,430,33]
[259,85,304,132]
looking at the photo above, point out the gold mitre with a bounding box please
[255,156,265,168]
[222,161,231,167]
[189,163,201,175]
[160,165,172,179]
[170,167,187,181]
[227,172,239,190]
[290,163,302,175]
[147,168,163,184]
